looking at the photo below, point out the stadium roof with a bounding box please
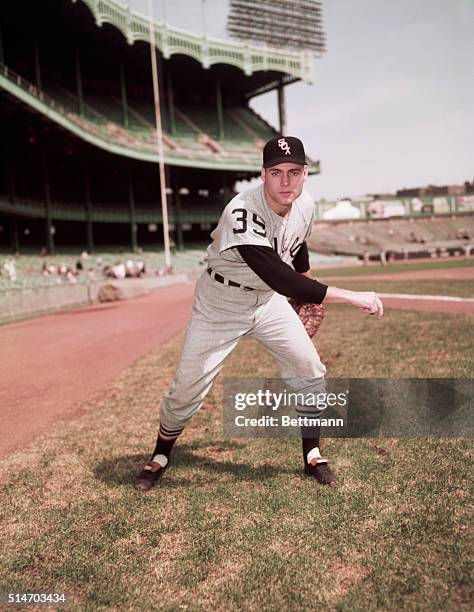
[73,0,314,85]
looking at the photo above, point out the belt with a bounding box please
[207,267,254,291]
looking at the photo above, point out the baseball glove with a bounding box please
[289,300,325,338]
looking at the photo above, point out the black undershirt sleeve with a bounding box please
[235,244,328,304]
[292,241,310,273]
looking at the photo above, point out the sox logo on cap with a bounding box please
[278,138,291,155]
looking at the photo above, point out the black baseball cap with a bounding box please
[262,136,307,168]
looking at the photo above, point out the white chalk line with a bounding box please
[379,293,474,303]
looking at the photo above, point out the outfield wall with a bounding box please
[0,274,187,323]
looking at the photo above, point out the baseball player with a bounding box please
[134,136,383,491]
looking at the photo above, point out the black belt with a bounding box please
[207,267,254,291]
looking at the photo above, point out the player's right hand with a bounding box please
[349,291,384,319]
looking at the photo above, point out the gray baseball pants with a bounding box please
[159,271,327,434]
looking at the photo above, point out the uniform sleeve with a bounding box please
[214,204,272,253]
[292,241,310,273]
[236,245,328,304]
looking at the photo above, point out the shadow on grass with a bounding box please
[94,443,297,489]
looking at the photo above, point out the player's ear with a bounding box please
[260,167,266,182]
[303,165,309,179]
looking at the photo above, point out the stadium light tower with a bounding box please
[147,0,171,269]
[227,0,326,136]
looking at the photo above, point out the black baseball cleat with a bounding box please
[133,460,168,492]
[304,462,337,487]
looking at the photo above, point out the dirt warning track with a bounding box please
[0,282,195,458]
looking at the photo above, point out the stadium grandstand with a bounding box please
[311,181,474,261]
[0,0,319,255]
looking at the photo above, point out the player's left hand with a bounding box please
[361,294,384,318]
[347,290,384,318]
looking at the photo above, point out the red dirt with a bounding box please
[1,273,472,459]
[0,282,195,458]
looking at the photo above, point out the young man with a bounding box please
[134,136,383,491]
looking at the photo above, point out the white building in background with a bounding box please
[323,200,361,220]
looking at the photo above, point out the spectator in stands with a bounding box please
[125,259,136,277]
[111,261,126,279]
[2,258,17,281]
[456,228,471,240]
[66,269,77,284]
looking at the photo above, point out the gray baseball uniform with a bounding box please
[159,183,326,436]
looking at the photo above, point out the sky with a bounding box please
[128,0,474,200]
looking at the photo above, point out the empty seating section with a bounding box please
[232,108,276,140]
[7,62,274,161]
[309,217,474,257]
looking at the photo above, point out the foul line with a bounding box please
[379,293,474,303]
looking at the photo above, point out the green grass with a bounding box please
[314,258,474,277]
[0,307,472,610]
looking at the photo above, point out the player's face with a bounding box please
[261,163,308,215]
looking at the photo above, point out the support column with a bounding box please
[277,79,286,136]
[173,171,183,251]
[33,37,42,90]
[84,166,94,253]
[11,220,19,254]
[216,77,224,140]
[166,72,176,135]
[120,60,129,129]
[8,167,19,253]
[42,155,54,254]
[75,47,84,117]
[157,52,167,131]
[0,22,5,64]
[128,165,138,253]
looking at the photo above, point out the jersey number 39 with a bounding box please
[232,208,266,237]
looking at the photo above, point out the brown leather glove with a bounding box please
[289,300,325,338]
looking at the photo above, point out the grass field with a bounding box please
[314,257,474,278]
[0,302,472,610]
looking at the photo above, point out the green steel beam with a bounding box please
[11,218,19,254]
[0,23,4,64]
[166,72,175,136]
[127,165,137,252]
[33,37,42,91]
[216,78,224,141]
[41,155,54,254]
[75,47,84,117]
[84,167,94,253]
[278,80,286,136]
[120,60,129,129]
[173,172,184,251]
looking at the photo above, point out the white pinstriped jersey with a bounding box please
[206,183,315,291]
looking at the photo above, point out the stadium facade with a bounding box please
[0,0,319,254]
